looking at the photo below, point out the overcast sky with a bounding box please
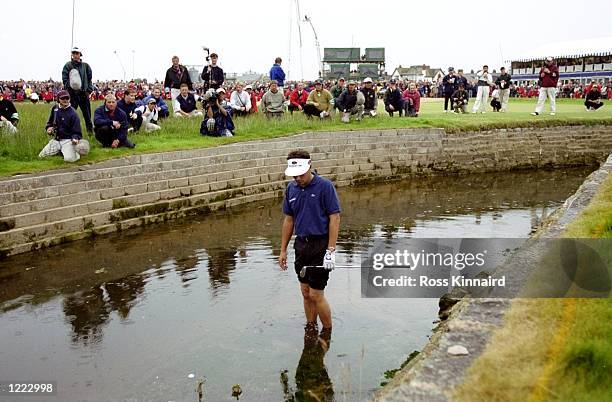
[2,0,611,82]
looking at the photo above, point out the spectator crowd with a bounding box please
[1,48,610,164]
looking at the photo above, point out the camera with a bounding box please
[203,88,217,102]
[202,46,210,62]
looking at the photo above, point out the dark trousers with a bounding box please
[585,100,603,110]
[68,89,93,132]
[94,126,125,147]
[303,104,322,117]
[405,103,418,117]
[385,102,404,117]
[490,99,501,111]
[158,109,170,119]
[444,92,453,110]
[288,104,304,114]
[129,115,143,131]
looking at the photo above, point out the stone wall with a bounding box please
[1,126,611,258]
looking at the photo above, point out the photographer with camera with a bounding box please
[200,87,235,137]
[201,51,224,90]
[39,90,90,162]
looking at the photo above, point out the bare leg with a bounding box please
[300,283,317,324]
[309,288,332,329]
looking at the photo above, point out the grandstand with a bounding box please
[322,47,385,80]
[509,37,612,85]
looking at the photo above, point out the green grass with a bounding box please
[1,98,611,177]
[455,171,612,402]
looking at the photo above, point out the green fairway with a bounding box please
[0,98,611,177]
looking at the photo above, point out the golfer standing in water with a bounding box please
[279,150,341,333]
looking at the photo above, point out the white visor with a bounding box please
[285,158,311,176]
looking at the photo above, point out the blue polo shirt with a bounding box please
[283,174,341,236]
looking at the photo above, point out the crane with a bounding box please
[303,15,323,78]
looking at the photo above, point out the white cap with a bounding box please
[363,77,373,83]
[216,87,226,93]
[546,56,553,61]
[71,47,82,54]
[244,84,253,90]
[284,158,311,176]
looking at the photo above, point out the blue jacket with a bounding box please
[117,99,143,118]
[269,64,286,86]
[45,105,82,141]
[143,95,169,113]
[94,105,129,143]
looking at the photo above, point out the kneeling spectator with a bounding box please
[361,77,378,117]
[174,83,202,118]
[94,94,135,148]
[338,81,365,122]
[142,98,162,132]
[288,82,309,114]
[384,79,404,117]
[490,88,501,112]
[229,82,251,116]
[585,85,604,111]
[402,83,421,117]
[143,87,170,119]
[260,80,285,118]
[0,92,19,134]
[39,90,90,162]
[200,88,235,137]
[451,84,470,113]
[303,79,333,118]
[117,89,143,132]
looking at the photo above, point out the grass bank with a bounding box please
[454,172,612,401]
[1,98,611,177]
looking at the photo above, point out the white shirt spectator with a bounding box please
[230,90,251,112]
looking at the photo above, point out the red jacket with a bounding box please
[402,89,421,112]
[249,92,258,113]
[539,64,559,88]
[290,89,309,108]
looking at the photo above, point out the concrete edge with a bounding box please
[374,153,612,402]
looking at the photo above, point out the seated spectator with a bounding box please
[143,87,170,119]
[229,82,251,116]
[117,89,143,132]
[245,85,258,114]
[94,94,135,148]
[174,83,203,118]
[585,85,604,111]
[303,79,332,118]
[200,88,235,137]
[260,80,285,119]
[288,82,309,114]
[337,80,365,123]
[141,98,162,132]
[0,92,19,134]
[451,84,470,113]
[39,90,90,162]
[361,77,377,117]
[30,91,40,104]
[402,83,421,117]
[384,79,404,117]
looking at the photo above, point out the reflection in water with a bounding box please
[63,274,146,346]
[206,248,239,293]
[282,327,334,402]
[0,167,596,401]
[63,287,110,346]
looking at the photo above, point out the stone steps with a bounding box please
[1,126,610,258]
